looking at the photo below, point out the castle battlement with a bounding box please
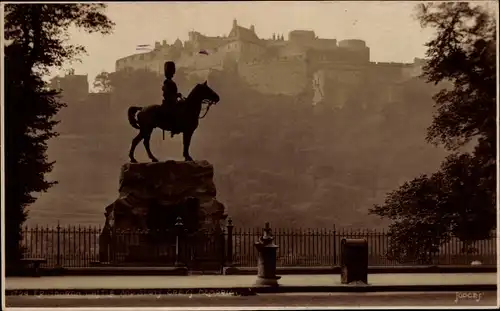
[115,18,371,73]
[112,19,423,101]
[371,61,413,67]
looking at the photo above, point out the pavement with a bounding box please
[5,291,498,308]
[5,273,497,308]
[6,273,497,290]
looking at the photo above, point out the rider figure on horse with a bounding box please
[162,61,183,137]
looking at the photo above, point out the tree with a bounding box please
[4,3,114,266]
[93,70,112,93]
[369,2,496,263]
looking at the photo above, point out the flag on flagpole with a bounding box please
[136,44,152,51]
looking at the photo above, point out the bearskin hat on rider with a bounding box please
[164,61,176,77]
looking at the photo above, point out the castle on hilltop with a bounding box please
[115,19,424,107]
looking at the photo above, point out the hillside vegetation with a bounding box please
[28,69,448,229]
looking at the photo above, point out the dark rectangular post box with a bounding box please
[340,238,368,284]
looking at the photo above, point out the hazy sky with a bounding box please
[52,1,458,87]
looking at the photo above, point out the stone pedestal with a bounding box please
[99,160,227,266]
[340,238,368,284]
[254,223,281,287]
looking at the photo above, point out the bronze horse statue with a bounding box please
[127,81,220,163]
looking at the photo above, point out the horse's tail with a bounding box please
[127,106,142,130]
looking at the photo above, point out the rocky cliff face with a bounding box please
[104,161,227,233]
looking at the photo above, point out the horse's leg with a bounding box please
[129,132,144,163]
[182,130,194,162]
[143,129,158,162]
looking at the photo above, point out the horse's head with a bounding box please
[192,81,220,106]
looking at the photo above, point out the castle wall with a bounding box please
[116,47,184,73]
[401,63,423,80]
[238,58,308,96]
[197,37,227,52]
[311,65,365,108]
[312,62,414,109]
[111,24,422,111]
[188,31,228,52]
[367,62,407,83]
[178,49,227,72]
[52,74,89,103]
[278,43,308,58]
[307,47,369,64]
[309,38,338,50]
[312,70,326,106]
[239,41,267,61]
[321,66,364,85]
[288,31,338,51]
[116,53,164,73]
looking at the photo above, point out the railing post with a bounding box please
[226,217,234,267]
[56,222,61,267]
[175,217,186,267]
[333,224,337,266]
[99,226,110,263]
[110,225,117,264]
[32,225,37,259]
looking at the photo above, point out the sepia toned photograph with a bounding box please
[2,1,498,309]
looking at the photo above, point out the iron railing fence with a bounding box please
[20,225,497,268]
[230,227,497,267]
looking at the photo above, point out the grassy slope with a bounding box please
[27,72,447,229]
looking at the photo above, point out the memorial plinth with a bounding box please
[99,160,227,266]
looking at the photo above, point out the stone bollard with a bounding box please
[340,238,368,284]
[254,222,281,286]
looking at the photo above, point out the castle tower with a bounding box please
[233,18,237,28]
[250,24,255,33]
[174,38,183,49]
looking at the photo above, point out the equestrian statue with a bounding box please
[127,61,220,163]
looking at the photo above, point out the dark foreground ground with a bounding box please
[6,291,498,308]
